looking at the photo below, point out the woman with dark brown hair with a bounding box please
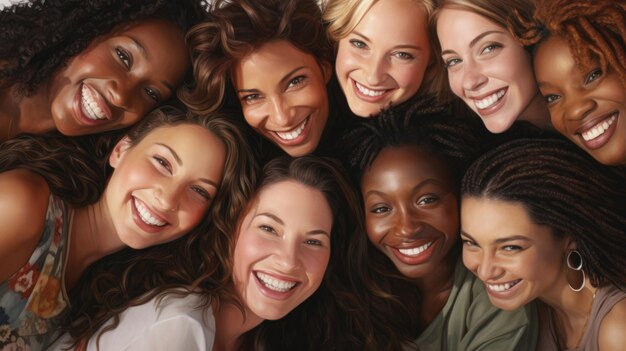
[0,0,202,142]
[0,106,255,350]
[181,0,353,160]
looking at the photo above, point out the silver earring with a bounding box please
[567,250,585,292]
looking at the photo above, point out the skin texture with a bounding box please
[534,36,626,165]
[106,123,226,249]
[361,145,458,280]
[437,9,540,133]
[233,41,331,157]
[335,0,431,118]
[47,19,189,136]
[232,180,332,321]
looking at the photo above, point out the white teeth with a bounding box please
[355,81,385,97]
[398,241,433,256]
[275,117,308,141]
[581,115,617,141]
[81,85,107,120]
[487,279,521,292]
[256,272,297,292]
[474,89,506,109]
[134,198,166,227]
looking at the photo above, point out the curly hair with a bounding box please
[462,138,626,289]
[0,0,203,96]
[429,0,536,104]
[514,0,626,90]
[180,0,332,114]
[58,105,258,348]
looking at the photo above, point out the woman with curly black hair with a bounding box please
[0,0,203,142]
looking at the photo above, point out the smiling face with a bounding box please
[534,36,626,165]
[437,8,539,133]
[232,180,332,321]
[105,123,226,249]
[361,145,458,280]
[48,19,189,136]
[461,197,571,311]
[233,41,330,157]
[335,0,431,118]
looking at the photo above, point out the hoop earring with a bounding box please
[566,250,585,292]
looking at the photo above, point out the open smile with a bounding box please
[74,83,113,125]
[270,115,311,146]
[470,87,507,115]
[577,112,618,149]
[131,196,170,232]
[389,240,436,265]
[254,271,300,300]
[352,79,391,102]
[486,279,522,293]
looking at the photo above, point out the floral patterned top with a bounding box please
[0,195,71,351]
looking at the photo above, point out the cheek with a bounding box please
[364,215,386,244]
[242,106,265,129]
[177,200,209,230]
[335,43,357,78]
[395,64,427,93]
[302,250,330,288]
[447,70,464,96]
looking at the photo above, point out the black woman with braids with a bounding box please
[516,0,626,165]
[345,106,538,350]
[0,106,255,350]
[0,0,202,142]
[460,138,626,350]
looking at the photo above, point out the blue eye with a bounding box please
[349,39,367,49]
[444,57,461,69]
[481,43,502,54]
[393,51,414,60]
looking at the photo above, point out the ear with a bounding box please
[108,136,132,169]
[320,59,332,84]
[564,236,577,251]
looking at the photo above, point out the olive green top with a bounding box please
[410,260,538,351]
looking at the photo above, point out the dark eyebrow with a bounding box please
[257,212,330,237]
[441,30,505,56]
[460,231,533,245]
[128,35,174,95]
[156,143,218,188]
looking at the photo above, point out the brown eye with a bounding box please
[115,47,132,69]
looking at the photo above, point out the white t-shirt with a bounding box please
[51,293,216,351]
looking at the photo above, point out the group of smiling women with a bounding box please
[0,0,624,350]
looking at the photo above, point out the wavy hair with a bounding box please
[59,106,258,348]
[0,0,203,96]
[462,138,626,289]
[180,0,332,114]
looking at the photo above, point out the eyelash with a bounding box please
[502,245,523,252]
[585,68,602,85]
[305,239,322,246]
[417,194,439,206]
[481,43,502,54]
[371,206,390,214]
[288,75,307,89]
[191,186,210,201]
[444,57,461,69]
[349,39,367,49]
[544,93,561,104]
[241,93,261,104]
[393,51,414,60]
[153,155,172,173]
[259,225,277,234]
[462,239,477,247]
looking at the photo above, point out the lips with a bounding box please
[274,116,309,141]
[269,115,312,147]
[256,271,297,292]
[469,87,508,116]
[131,196,170,232]
[254,270,300,301]
[352,79,391,102]
[579,112,617,142]
[389,239,436,265]
[486,279,521,293]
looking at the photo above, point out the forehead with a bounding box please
[534,36,577,75]
[234,41,320,83]
[357,0,429,39]
[437,8,502,39]
[362,145,453,187]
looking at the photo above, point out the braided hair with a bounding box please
[462,138,626,289]
[515,0,626,90]
[0,0,203,96]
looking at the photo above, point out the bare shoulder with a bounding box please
[598,295,626,351]
[0,169,50,241]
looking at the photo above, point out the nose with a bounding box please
[565,95,596,121]
[273,238,301,272]
[393,207,421,240]
[476,251,503,282]
[364,54,388,86]
[268,95,294,127]
[153,183,180,212]
[106,77,136,109]
[460,60,488,92]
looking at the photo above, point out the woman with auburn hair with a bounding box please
[323,0,436,118]
[182,0,350,159]
[345,105,537,350]
[516,0,626,165]
[0,106,255,350]
[54,156,374,351]
[0,0,202,142]
[432,0,551,133]
[461,138,626,350]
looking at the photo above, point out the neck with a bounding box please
[212,302,264,351]
[539,277,597,348]
[518,93,552,130]
[65,198,125,290]
[0,83,56,141]
[412,249,458,325]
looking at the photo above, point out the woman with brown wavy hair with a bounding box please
[0,105,255,350]
[181,0,352,160]
[54,155,375,351]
